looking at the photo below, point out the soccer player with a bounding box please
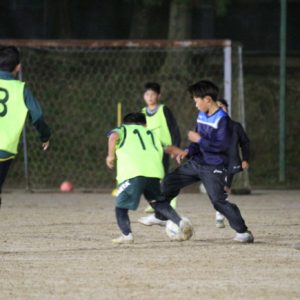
[139,80,254,243]
[214,98,250,228]
[140,82,181,215]
[0,46,51,207]
[106,112,193,244]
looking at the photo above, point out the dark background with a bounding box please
[0,0,299,189]
[0,0,299,53]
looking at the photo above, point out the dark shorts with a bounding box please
[116,176,164,210]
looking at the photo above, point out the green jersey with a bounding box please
[0,79,27,154]
[114,124,164,183]
[142,104,172,147]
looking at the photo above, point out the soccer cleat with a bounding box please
[138,214,167,226]
[179,218,194,241]
[216,219,225,228]
[112,233,134,244]
[234,231,254,243]
[170,197,177,209]
[144,205,154,213]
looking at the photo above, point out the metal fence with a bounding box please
[1,39,247,191]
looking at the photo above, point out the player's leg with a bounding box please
[143,178,193,241]
[0,159,13,208]
[112,177,144,244]
[162,160,200,201]
[200,165,253,243]
[162,154,178,209]
[144,178,181,225]
[215,173,234,228]
[115,207,131,234]
[225,173,234,193]
[139,160,199,225]
[144,153,177,213]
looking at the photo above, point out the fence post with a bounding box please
[224,41,232,115]
[279,0,286,183]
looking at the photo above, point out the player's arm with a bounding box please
[24,86,51,151]
[237,123,250,169]
[163,106,181,146]
[184,123,201,159]
[106,132,119,169]
[164,145,188,164]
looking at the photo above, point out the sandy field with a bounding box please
[0,190,299,300]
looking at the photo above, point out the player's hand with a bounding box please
[106,155,115,169]
[188,131,201,143]
[242,161,249,170]
[42,141,50,151]
[176,150,188,164]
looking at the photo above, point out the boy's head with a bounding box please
[188,80,219,112]
[0,46,21,74]
[123,112,146,126]
[143,82,161,107]
[216,99,229,113]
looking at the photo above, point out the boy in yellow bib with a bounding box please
[106,112,192,244]
[141,82,180,218]
[0,46,51,207]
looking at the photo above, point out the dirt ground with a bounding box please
[0,190,299,300]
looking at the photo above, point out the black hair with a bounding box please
[188,80,219,101]
[144,82,161,94]
[0,46,20,72]
[123,112,146,125]
[217,98,229,108]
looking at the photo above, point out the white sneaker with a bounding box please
[112,233,134,244]
[138,214,167,226]
[234,231,254,243]
[179,217,194,241]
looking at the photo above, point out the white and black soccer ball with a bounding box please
[166,220,180,240]
[166,217,193,241]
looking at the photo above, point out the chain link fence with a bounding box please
[2,40,245,191]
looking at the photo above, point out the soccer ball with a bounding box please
[165,220,180,240]
[166,217,193,241]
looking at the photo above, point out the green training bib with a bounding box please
[0,79,27,154]
[142,104,172,147]
[115,124,164,183]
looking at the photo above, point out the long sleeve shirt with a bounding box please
[187,108,231,166]
[227,120,250,174]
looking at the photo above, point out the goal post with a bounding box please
[0,39,247,191]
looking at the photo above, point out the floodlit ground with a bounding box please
[0,190,299,300]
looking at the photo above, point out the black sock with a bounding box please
[154,202,181,226]
[115,207,131,235]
